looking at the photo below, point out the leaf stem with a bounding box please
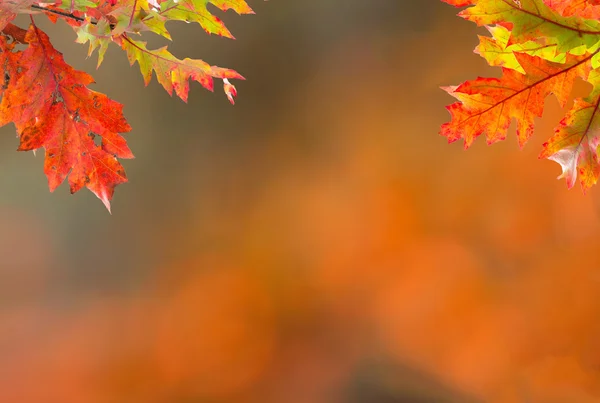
[128,0,138,28]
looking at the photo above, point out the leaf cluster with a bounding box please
[0,0,254,211]
[441,0,600,192]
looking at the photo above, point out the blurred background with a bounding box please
[1,0,600,402]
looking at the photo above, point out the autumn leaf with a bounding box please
[0,33,19,100]
[0,0,41,29]
[475,25,567,74]
[441,0,600,191]
[440,53,592,149]
[0,24,132,212]
[120,36,244,102]
[0,0,257,209]
[74,0,248,102]
[443,0,600,53]
[74,17,112,67]
[158,0,255,38]
[539,70,600,191]
[544,0,600,19]
[109,0,169,37]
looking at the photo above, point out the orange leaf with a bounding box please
[0,24,133,212]
[440,53,592,149]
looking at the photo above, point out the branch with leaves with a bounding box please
[0,0,255,212]
[440,0,600,192]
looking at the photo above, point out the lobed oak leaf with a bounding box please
[81,0,119,20]
[0,35,21,127]
[0,24,132,212]
[209,0,254,14]
[110,0,170,38]
[544,0,600,19]
[55,0,99,13]
[157,0,253,38]
[120,36,244,103]
[440,53,592,149]
[540,70,600,191]
[159,0,234,38]
[445,0,600,54]
[74,17,112,67]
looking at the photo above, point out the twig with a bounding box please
[31,4,86,23]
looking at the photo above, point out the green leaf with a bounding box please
[110,0,171,39]
[56,0,99,12]
[476,25,568,73]
[160,0,234,38]
[120,37,244,102]
[74,18,112,67]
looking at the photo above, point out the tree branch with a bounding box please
[31,4,86,22]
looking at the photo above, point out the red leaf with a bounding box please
[0,0,36,30]
[0,24,133,212]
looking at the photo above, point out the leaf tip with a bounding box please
[95,187,113,214]
[223,78,237,104]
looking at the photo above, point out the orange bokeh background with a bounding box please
[0,1,599,402]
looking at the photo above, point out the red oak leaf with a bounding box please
[544,0,600,19]
[0,34,20,105]
[440,53,592,149]
[0,24,133,212]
